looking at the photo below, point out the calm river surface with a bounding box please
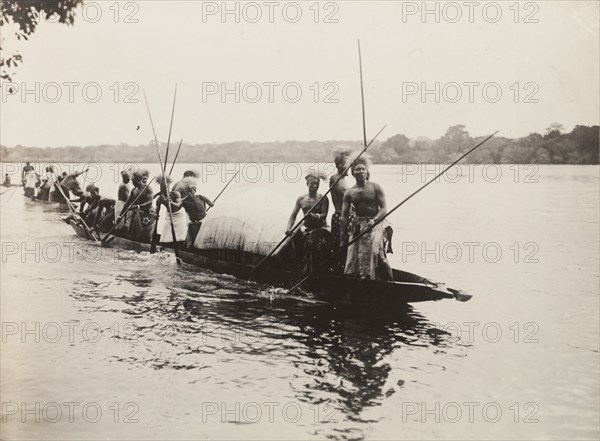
[1,163,598,440]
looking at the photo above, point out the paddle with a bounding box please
[287,131,500,292]
[101,176,157,243]
[144,87,181,263]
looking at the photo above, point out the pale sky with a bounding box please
[1,0,598,148]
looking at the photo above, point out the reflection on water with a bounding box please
[1,165,598,440]
[65,261,466,437]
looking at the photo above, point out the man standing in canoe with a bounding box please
[37,166,57,201]
[340,157,393,280]
[329,148,356,272]
[176,176,215,248]
[285,171,332,272]
[22,161,37,199]
[121,169,155,242]
[60,170,86,199]
[172,170,199,195]
[157,187,188,247]
[178,177,214,248]
[115,170,132,219]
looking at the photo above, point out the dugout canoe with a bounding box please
[67,219,472,305]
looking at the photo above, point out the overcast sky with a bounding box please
[1,1,598,147]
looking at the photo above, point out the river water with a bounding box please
[1,163,598,440]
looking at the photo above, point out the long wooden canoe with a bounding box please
[68,220,472,305]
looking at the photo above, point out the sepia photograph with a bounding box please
[1,1,598,440]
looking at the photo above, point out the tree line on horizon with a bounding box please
[1,124,598,165]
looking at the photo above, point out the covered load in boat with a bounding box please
[192,188,301,266]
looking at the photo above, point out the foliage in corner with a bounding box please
[1,0,83,81]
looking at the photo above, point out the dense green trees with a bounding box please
[1,125,597,164]
[1,0,83,80]
[369,124,599,165]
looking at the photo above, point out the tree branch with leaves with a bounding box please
[1,0,83,81]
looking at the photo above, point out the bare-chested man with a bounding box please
[178,177,214,248]
[329,148,355,272]
[120,170,155,242]
[285,173,331,272]
[115,171,131,218]
[340,157,393,280]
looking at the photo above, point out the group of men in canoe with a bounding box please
[64,169,215,248]
[286,150,393,281]
[17,161,85,202]
[19,152,392,280]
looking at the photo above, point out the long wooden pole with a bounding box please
[151,138,183,253]
[151,86,178,254]
[164,84,177,169]
[144,89,181,263]
[81,148,97,192]
[288,131,499,292]
[249,42,377,279]
[358,39,367,148]
[168,139,184,177]
[205,170,239,213]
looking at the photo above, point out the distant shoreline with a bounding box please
[1,125,598,165]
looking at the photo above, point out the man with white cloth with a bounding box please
[158,190,189,245]
[21,161,37,199]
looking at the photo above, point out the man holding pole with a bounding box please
[121,170,155,242]
[340,157,393,280]
[329,148,355,272]
[285,171,332,273]
[177,177,214,248]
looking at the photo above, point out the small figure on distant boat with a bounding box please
[340,156,393,280]
[121,169,155,242]
[285,170,332,273]
[329,148,356,272]
[3,174,11,187]
[178,177,214,247]
[22,161,37,199]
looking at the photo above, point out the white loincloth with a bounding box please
[160,208,189,243]
[24,171,36,189]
